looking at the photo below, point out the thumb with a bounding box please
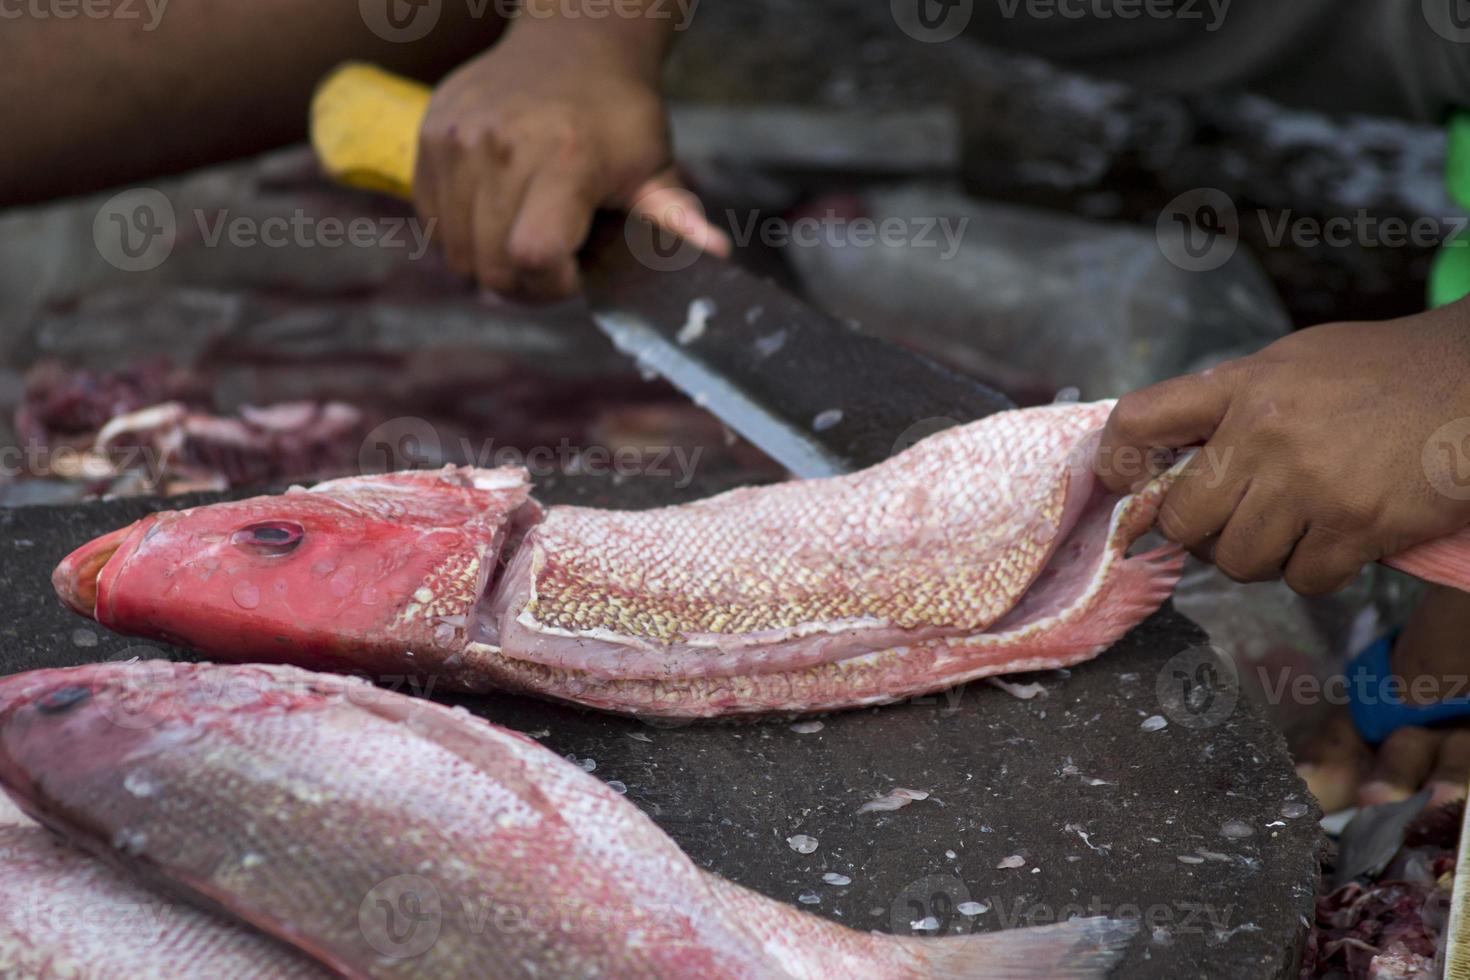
[1095,370,1234,493]
[622,169,731,259]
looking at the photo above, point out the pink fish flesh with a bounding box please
[0,661,1136,978]
[51,401,1470,718]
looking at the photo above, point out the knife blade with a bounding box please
[582,217,1014,475]
[311,63,1015,475]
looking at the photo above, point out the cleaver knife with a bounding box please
[311,63,1014,476]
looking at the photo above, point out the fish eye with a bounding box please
[232,521,305,557]
[38,685,92,715]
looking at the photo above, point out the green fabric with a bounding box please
[1430,111,1470,308]
[1448,112,1470,212]
[1430,229,1470,309]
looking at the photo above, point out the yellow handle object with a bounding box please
[310,63,432,201]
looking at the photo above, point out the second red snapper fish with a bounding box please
[51,402,1470,718]
[0,761,324,978]
[0,661,1137,978]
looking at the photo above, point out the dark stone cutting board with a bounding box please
[0,469,1321,978]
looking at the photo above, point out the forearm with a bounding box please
[0,1,503,206]
[508,0,685,84]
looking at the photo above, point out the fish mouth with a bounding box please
[52,520,146,619]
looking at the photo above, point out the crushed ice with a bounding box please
[858,788,930,813]
[787,834,819,854]
[988,677,1048,700]
[678,298,716,345]
[1219,820,1254,839]
[812,409,843,432]
[1140,715,1168,732]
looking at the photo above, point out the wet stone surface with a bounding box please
[0,476,1323,978]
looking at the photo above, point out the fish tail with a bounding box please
[877,916,1138,979]
[705,871,1135,978]
[1385,526,1470,592]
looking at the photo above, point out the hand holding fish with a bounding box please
[1095,302,1470,595]
[414,4,728,299]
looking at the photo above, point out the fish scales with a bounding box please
[0,661,1137,979]
[0,795,324,978]
[51,400,1470,718]
[523,403,1100,641]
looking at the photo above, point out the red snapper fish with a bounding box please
[0,661,1138,978]
[51,401,1470,718]
[0,762,324,978]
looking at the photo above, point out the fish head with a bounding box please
[0,660,346,826]
[0,662,188,821]
[52,468,533,677]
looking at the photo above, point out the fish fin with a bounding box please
[1384,526,1470,592]
[985,542,1185,665]
[886,917,1137,979]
